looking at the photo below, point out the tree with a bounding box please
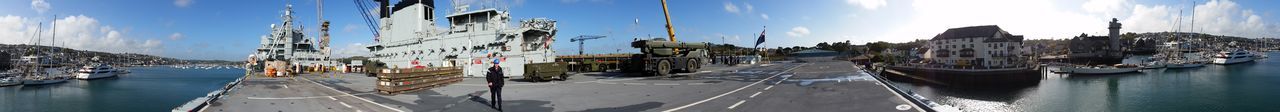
[816,42,831,50]
[866,41,891,53]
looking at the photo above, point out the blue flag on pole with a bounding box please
[754,28,765,48]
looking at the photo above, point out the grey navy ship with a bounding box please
[366,0,558,77]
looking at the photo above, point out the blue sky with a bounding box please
[2,0,1278,61]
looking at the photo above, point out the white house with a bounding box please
[922,25,1026,68]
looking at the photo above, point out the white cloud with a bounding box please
[847,0,887,10]
[334,43,372,58]
[786,26,811,37]
[723,1,740,14]
[1118,4,1174,33]
[31,0,51,14]
[743,2,755,13]
[169,32,184,40]
[1187,0,1275,38]
[870,0,1279,44]
[760,14,770,20]
[1114,0,1276,38]
[175,0,194,8]
[0,15,165,54]
[876,0,1102,42]
[1082,0,1131,18]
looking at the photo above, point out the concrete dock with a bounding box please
[200,57,922,112]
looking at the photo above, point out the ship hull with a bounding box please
[1212,58,1254,65]
[1165,63,1205,69]
[22,78,67,85]
[884,65,1041,86]
[75,72,119,80]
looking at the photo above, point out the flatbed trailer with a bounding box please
[623,55,704,76]
[557,54,631,72]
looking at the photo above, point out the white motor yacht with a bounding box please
[74,63,124,80]
[1212,49,1256,65]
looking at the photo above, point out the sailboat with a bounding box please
[21,16,69,86]
[1159,5,1206,69]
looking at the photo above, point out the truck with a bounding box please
[623,39,712,76]
[523,62,569,81]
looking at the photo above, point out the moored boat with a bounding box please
[1057,64,1141,74]
[74,63,124,80]
[1211,49,1255,65]
[22,75,68,85]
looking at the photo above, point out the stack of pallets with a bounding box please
[375,67,463,95]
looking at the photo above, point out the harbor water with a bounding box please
[891,52,1280,112]
[0,66,242,112]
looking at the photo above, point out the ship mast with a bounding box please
[317,0,331,58]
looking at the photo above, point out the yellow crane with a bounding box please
[660,0,679,52]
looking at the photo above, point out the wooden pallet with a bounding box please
[375,67,464,95]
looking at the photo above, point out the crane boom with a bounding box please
[660,0,677,42]
[572,35,607,55]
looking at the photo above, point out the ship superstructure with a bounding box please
[254,5,332,66]
[366,0,558,77]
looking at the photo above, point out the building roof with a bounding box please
[931,25,1023,42]
[791,49,837,54]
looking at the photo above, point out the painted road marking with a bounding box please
[774,77,790,85]
[303,78,405,112]
[282,84,289,88]
[454,82,557,86]
[246,92,375,100]
[854,64,925,112]
[654,83,680,86]
[727,100,747,109]
[763,85,774,90]
[749,92,762,98]
[623,83,648,85]
[663,63,807,112]
[340,102,354,108]
[329,96,338,100]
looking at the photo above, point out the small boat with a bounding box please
[1211,49,1256,65]
[1057,64,1142,74]
[22,75,68,85]
[74,63,125,80]
[1142,61,1166,69]
[1165,61,1206,69]
[0,77,22,87]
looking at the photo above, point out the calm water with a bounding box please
[891,52,1280,112]
[0,67,242,112]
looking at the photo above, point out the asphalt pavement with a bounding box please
[203,56,923,112]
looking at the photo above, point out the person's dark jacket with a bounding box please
[486,66,504,87]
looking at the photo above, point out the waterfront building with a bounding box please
[921,25,1027,68]
[1067,18,1125,65]
[882,25,1040,86]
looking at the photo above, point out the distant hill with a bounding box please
[0,44,240,65]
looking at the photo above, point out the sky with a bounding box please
[1,0,1278,61]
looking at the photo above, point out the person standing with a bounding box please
[486,58,505,111]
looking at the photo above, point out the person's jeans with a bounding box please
[490,86,503,111]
